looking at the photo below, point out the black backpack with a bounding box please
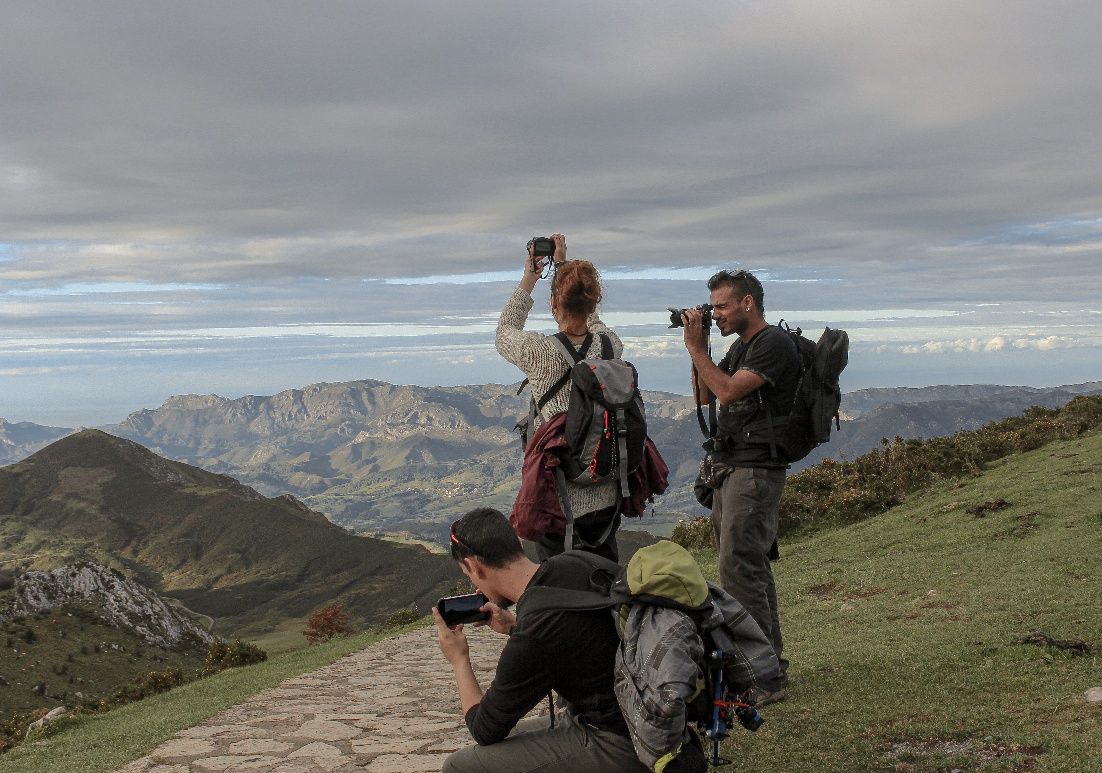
[698,322,849,465]
[775,322,849,463]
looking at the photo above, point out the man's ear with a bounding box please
[461,556,489,584]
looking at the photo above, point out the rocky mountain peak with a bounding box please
[4,563,214,650]
[160,394,233,411]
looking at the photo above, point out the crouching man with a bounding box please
[432,507,645,773]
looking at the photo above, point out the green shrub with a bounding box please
[97,668,185,711]
[203,638,267,674]
[779,395,1102,535]
[383,606,423,628]
[670,517,714,550]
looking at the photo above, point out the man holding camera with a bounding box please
[680,269,799,705]
[432,507,645,772]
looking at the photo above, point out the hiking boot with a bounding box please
[746,685,786,707]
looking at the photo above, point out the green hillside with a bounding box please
[0,430,458,637]
[0,608,207,719]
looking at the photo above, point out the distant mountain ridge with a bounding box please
[3,380,1099,539]
[837,382,1102,418]
[109,379,1102,537]
[0,419,72,466]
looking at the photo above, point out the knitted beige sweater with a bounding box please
[496,286,624,518]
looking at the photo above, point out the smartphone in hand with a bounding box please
[437,592,490,627]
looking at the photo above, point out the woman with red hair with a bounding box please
[496,234,624,560]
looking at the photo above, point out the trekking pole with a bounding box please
[705,651,731,766]
[705,651,765,767]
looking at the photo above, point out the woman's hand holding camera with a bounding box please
[520,234,567,293]
[550,233,567,265]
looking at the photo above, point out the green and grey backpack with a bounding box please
[521,541,781,772]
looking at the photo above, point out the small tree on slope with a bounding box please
[304,602,353,645]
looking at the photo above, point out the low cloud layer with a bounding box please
[900,335,1079,355]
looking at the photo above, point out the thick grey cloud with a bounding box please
[3,2,1101,286]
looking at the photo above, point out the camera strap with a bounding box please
[692,342,718,439]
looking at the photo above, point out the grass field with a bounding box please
[2,431,1099,772]
[697,431,1102,772]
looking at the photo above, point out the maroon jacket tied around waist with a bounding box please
[510,413,669,541]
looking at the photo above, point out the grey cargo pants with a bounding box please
[443,713,645,773]
[711,466,789,685]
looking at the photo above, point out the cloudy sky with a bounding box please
[3,1,1100,427]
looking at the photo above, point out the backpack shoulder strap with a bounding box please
[599,332,613,360]
[518,552,620,617]
[535,373,572,414]
[519,585,616,618]
[550,332,590,365]
[535,332,591,415]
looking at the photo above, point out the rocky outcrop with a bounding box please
[5,563,214,650]
[25,707,69,739]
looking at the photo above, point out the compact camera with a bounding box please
[437,592,490,627]
[527,236,555,258]
[667,304,713,329]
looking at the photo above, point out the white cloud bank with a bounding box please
[900,335,1076,354]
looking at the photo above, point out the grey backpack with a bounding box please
[545,333,647,496]
[515,332,648,546]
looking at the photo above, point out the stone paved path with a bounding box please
[115,626,519,773]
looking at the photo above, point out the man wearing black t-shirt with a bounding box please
[433,507,645,773]
[680,269,799,705]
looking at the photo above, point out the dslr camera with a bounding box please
[668,303,713,329]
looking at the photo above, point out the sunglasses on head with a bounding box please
[450,520,477,555]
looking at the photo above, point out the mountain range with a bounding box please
[3,380,1099,540]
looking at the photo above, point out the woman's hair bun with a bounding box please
[552,260,602,316]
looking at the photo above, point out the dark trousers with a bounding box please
[521,505,621,563]
[711,466,788,685]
